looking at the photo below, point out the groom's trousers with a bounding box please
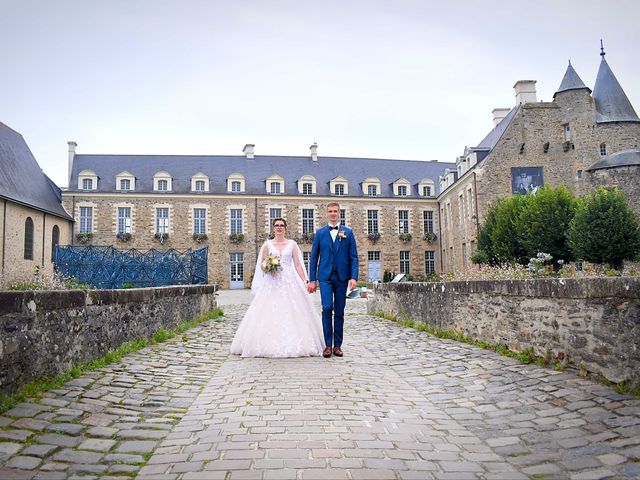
[319,271,349,348]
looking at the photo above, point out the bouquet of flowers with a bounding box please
[262,254,281,275]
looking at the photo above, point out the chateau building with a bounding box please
[0,122,74,281]
[438,48,640,272]
[62,143,453,288]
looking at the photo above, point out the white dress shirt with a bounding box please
[329,223,340,242]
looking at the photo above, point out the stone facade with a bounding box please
[0,200,73,283]
[368,278,640,386]
[0,284,217,393]
[439,87,640,272]
[587,165,640,218]
[62,195,443,288]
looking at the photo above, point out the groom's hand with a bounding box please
[348,279,357,291]
[307,282,317,293]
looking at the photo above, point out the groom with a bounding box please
[308,202,359,358]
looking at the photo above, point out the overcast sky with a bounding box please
[2,0,639,187]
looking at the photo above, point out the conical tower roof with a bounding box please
[593,46,639,123]
[554,61,590,97]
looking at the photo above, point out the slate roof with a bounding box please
[0,122,73,220]
[587,149,640,171]
[69,153,455,197]
[554,61,591,97]
[476,104,521,151]
[593,54,640,123]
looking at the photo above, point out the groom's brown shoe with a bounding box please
[333,346,343,357]
[323,347,332,358]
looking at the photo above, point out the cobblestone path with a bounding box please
[1,291,639,479]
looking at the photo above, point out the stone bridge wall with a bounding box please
[368,278,640,385]
[0,285,217,394]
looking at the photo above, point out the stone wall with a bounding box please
[0,284,217,394]
[368,278,640,385]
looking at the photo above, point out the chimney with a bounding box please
[492,108,511,127]
[514,80,537,104]
[68,141,77,185]
[243,143,255,159]
[310,142,318,162]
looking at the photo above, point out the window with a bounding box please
[397,185,408,196]
[367,210,379,234]
[156,208,169,234]
[302,208,315,235]
[400,251,410,274]
[269,208,282,233]
[303,251,310,273]
[334,184,344,196]
[458,194,465,226]
[577,170,583,180]
[425,251,435,274]
[193,208,206,234]
[195,180,206,192]
[231,181,241,193]
[600,143,607,156]
[80,207,93,233]
[398,210,409,234]
[462,242,468,269]
[340,209,346,226]
[120,179,131,191]
[302,183,313,195]
[118,207,131,234]
[82,178,93,190]
[423,211,434,233]
[422,186,432,197]
[270,182,281,194]
[367,184,378,196]
[157,179,168,191]
[564,124,571,141]
[227,174,244,193]
[24,217,34,260]
[368,251,381,261]
[51,225,60,262]
[230,209,243,234]
[467,188,474,221]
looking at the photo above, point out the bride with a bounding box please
[230,218,325,357]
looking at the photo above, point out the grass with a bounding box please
[0,307,224,415]
[373,310,640,397]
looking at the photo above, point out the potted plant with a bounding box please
[399,232,412,243]
[155,232,169,243]
[76,232,93,244]
[192,233,208,243]
[301,232,315,244]
[229,232,245,244]
[367,232,381,242]
[116,232,132,243]
[423,231,437,242]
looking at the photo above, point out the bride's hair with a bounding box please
[272,217,287,228]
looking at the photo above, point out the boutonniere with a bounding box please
[337,230,347,241]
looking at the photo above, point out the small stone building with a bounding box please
[0,122,74,283]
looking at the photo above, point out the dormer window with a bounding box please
[267,174,285,194]
[393,177,411,196]
[153,171,172,192]
[227,173,245,193]
[599,143,607,156]
[116,171,135,191]
[362,177,381,196]
[297,175,317,195]
[330,176,349,196]
[78,170,98,191]
[190,173,209,192]
[419,178,435,197]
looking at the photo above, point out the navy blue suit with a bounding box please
[309,225,359,348]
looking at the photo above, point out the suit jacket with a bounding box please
[309,225,359,283]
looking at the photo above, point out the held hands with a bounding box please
[307,281,317,293]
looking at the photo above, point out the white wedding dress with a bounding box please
[230,240,325,358]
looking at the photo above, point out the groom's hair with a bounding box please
[327,202,340,209]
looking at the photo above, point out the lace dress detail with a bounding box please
[230,240,325,357]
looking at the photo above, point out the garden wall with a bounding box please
[0,285,217,393]
[368,278,640,385]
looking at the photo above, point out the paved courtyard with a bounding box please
[1,289,639,479]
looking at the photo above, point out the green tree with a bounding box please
[568,187,640,269]
[475,200,500,265]
[516,186,577,263]
[491,195,528,265]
